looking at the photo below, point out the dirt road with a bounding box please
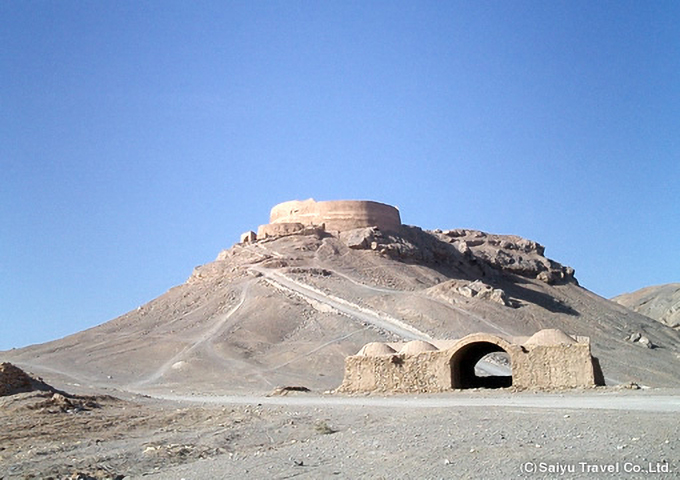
[252,266,432,340]
[143,389,680,413]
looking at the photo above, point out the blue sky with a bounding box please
[2,1,678,350]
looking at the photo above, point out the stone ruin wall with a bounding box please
[0,363,38,396]
[256,222,326,240]
[338,331,601,393]
[265,199,401,235]
[256,222,304,239]
[245,199,401,242]
[339,350,453,394]
[511,343,597,389]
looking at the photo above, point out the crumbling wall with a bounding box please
[338,350,451,393]
[257,222,305,238]
[268,199,401,233]
[256,222,326,239]
[0,363,52,396]
[0,363,33,396]
[339,330,599,393]
[511,343,596,389]
[240,231,256,244]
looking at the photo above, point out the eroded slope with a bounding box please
[613,284,680,330]
[3,227,679,393]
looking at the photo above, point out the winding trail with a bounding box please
[251,263,513,375]
[314,262,513,336]
[254,241,513,336]
[251,266,432,341]
[263,327,370,373]
[135,281,253,386]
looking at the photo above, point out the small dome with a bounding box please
[524,329,576,346]
[399,340,439,354]
[357,343,397,356]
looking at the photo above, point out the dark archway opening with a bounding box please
[451,341,512,389]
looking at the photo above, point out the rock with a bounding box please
[343,227,380,250]
[432,228,577,284]
[625,332,656,349]
[458,285,475,298]
[454,241,471,255]
[488,288,510,306]
[442,229,466,238]
[455,280,510,306]
[627,332,642,342]
[537,271,554,284]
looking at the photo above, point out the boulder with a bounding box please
[343,227,380,250]
[456,280,510,306]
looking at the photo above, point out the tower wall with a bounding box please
[269,199,401,233]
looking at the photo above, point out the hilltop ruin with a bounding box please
[241,198,401,241]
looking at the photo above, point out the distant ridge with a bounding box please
[612,284,680,330]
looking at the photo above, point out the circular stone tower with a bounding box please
[268,199,401,232]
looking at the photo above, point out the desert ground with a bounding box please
[2,368,679,479]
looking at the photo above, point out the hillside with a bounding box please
[612,283,680,330]
[3,216,680,394]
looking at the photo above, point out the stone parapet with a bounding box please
[257,222,305,238]
[257,222,325,239]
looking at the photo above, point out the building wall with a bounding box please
[269,199,401,233]
[339,332,599,393]
[240,231,257,243]
[257,222,305,238]
[511,343,597,389]
[256,222,325,239]
[338,350,451,393]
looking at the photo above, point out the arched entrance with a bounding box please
[449,336,513,389]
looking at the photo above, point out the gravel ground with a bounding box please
[139,400,679,479]
[2,389,678,479]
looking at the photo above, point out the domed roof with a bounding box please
[357,342,397,356]
[399,340,439,354]
[524,329,576,346]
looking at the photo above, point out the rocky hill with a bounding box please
[2,205,679,394]
[612,284,680,330]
